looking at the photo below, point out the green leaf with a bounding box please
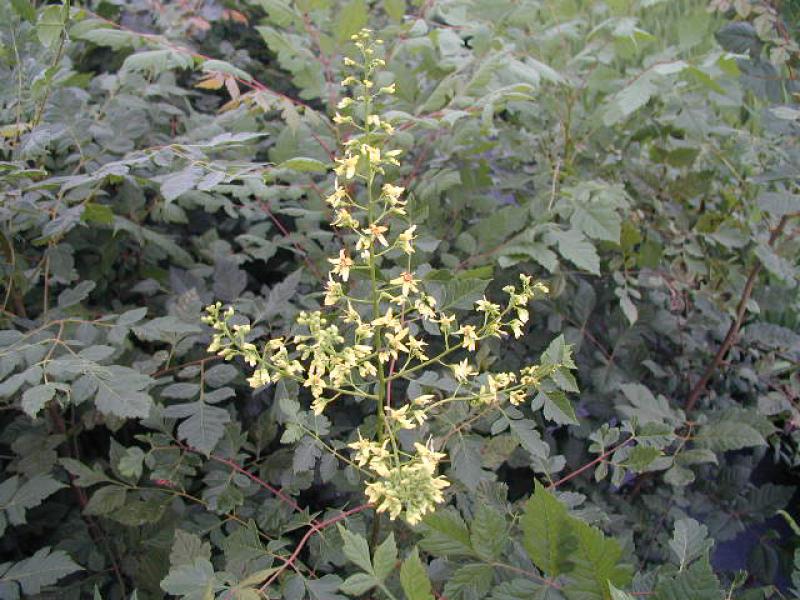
[163,400,230,455]
[562,518,632,600]
[21,383,56,418]
[668,518,712,570]
[338,526,373,573]
[625,446,661,472]
[334,0,368,43]
[757,192,799,217]
[10,0,36,22]
[619,292,638,325]
[278,157,328,173]
[81,203,115,225]
[654,559,723,600]
[37,5,65,47]
[75,27,140,50]
[618,384,678,426]
[373,532,397,582]
[571,204,621,243]
[384,0,405,21]
[339,573,377,595]
[161,558,220,600]
[419,509,475,557]
[694,421,766,452]
[400,548,434,600]
[443,564,494,600]
[57,280,96,309]
[161,165,204,202]
[541,389,579,426]
[470,505,507,560]
[59,459,111,487]
[170,530,212,567]
[609,584,634,600]
[0,475,65,532]
[551,229,600,275]
[521,482,574,577]
[0,547,82,595]
[84,485,127,516]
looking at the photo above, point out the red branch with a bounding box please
[258,504,373,593]
[177,441,315,522]
[685,213,795,412]
[547,437,634,490]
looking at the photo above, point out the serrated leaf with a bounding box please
[541,389,579,426]
[57,280,96,309]
[419,509,474,557]
[338,526,373,573]
[443,563,494,600]
[161,558,220,600]
[470,504,507,560]
[654,558,723,600]
[21,383,56,418]
[373,532,397,581]
[694,421,766,452]
[668,518,712,570]
[164,401,230,455]
[339,573,377,595]
[521,482,574,577]
[1,475,65,528]
[571,204,621,243]
[161,165,204,202]
[1,547,82,595]
[400,548,433,600]
[59,459,111,487]
[334,0,368,42]
[170,530,212,567]
[552,229,600,274]
[10,0,35,22]
[563,518,632,600]
[625,446,661,472]
[609,584,634,600]
[37,5,65,47]
[279,157,328,172]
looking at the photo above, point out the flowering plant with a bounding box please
[202,29,577,526]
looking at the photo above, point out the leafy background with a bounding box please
[0,0,799,598]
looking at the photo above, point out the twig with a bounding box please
[685,214,795,412]
[49,404,128,595]
[547,437,634,490]
[176,441,314,521]
[258,504,372,594]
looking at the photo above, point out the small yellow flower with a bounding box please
[325,182,348,208]
[457,324,479,351]
[247,368,271,389]
[362,222,389,247]
[360,144,381,163]
[334,154,359,179]
[452,359,477,383]
[382,183,404,201]
[390,271,420,297]
[397,225,417,254]
[324,276,343,306]
[328,249,355,281]
[510,390,526,406]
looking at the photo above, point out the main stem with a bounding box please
[362,64,386,551]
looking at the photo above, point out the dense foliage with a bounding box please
[0,0,798,599]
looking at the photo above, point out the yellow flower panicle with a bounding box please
[201,30,569,526]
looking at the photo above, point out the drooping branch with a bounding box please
[685,213,796,413]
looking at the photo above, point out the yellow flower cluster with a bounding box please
[201,29,571,526]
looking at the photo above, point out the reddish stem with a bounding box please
[547,437,634,490]
[258,504,372,592]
